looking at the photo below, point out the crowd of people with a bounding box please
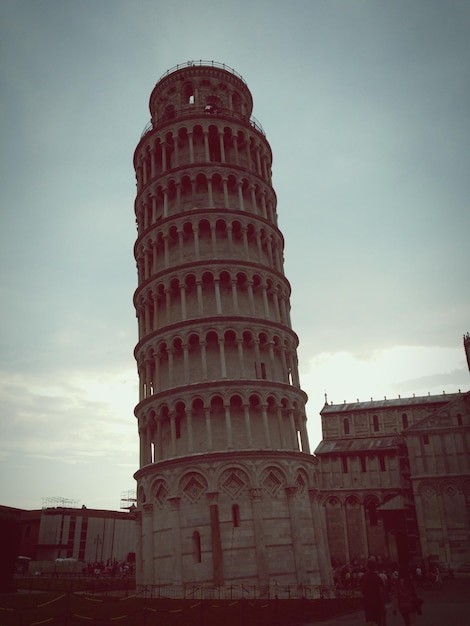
[333,559,443,592]
[332,557,446,626]
[86,559,135,578]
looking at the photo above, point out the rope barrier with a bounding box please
[37,594,66,607]
[0,587,360,625]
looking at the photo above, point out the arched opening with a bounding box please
[175,401,185,440]
[212,174,224,207]
[183,82,194,104]
[208,125,221,162]
[192,125,205,161]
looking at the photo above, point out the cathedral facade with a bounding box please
[315,388,470,571]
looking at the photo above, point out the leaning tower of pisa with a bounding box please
[132,61,330,592]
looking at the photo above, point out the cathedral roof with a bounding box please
[405,390,470,432]
[320,392,464,415]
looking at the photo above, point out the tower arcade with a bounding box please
[132,61,330,591]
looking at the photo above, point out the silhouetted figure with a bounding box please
[360,558,386,626]
[393,566,422,625]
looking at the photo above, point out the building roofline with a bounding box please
[320,391,466,414]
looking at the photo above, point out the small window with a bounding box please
[192,531,201,563]
[457,413,462,426]
[372,415,379,432]
[232,504,240,528]
[423,434,430,445]
[341,456,348,473]
[402,413,409,429]
[343,418,350,435]
[360,456,366,473]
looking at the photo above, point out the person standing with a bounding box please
[360,558,386,626]
[393,566,422,626]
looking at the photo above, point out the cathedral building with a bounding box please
[315,385,470,571]
[132,61,331,592]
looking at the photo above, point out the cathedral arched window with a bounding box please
[232,504,240,528]
[192,531,201,563]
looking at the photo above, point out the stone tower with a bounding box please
[132,61,330,592]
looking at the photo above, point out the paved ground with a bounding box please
[305,578,470,625]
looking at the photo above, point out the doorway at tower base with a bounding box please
[134,450,333,591]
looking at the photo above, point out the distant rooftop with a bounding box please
[321,391,464,414]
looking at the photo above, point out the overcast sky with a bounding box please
[1,0,469,511]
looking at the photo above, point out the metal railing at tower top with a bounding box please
[157,60,247,85]
[140,104,265,139]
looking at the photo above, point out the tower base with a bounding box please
[135,450,333,593]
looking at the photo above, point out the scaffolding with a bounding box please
[42,496,79,509]
[120,490,137,510]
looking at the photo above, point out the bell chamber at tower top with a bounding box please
[149,61,253,126]
[133,63,274,226]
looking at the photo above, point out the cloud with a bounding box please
[0,365,139,509]
[392,369,469,393]
[1,0,468,509]
[0,368,138,464]
[302,344,467,407]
